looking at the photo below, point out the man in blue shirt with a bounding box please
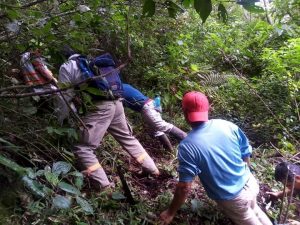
[122,83,187,151]
[159,91,272,225]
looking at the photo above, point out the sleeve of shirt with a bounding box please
[236,127,252,159]
[54,64,77,123]
[177,144,200,182]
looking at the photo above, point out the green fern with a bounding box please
[197,72,235,87]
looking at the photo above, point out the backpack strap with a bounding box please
[92,64,115,100]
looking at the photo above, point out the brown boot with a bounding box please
[158,134,173,151]
[169,126,187,141]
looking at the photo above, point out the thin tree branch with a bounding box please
[282,175,295,223]
[126,0,132,60]
[0,82,52,93]
[21,0,49,9]
[220,50,300,147]
[52,82,88,130]
[0,62,128,98]
[278,168,289,222]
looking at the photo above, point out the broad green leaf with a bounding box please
[69,171,84,190]
[58,181,80,195]
[111,192,126,200]
[75,176,84,190]
[22,176,46,198]
[69,171,84,177]
[52,161,72,175]
[45,172,59,186]
[76,196,94,214]
[242,4,264,13]
[217,3,228,23]
[52,195,72,209]
[194,0,212,23]
[142,0,156,17]
[0,154,27,175]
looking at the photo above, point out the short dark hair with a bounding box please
[275,162,300,183]
[61,45,76,59]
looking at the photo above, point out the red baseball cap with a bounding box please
[182,91,209,122]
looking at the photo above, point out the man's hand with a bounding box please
[158,182,192,225]
[266,191,283,201]
[159,209,175,225]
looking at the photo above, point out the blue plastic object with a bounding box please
[154,94,162,112]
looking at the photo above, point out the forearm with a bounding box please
[243,157,250,167]
[167,182,192,215]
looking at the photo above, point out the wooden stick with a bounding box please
[52,81,87,130]
[282,174,295,224]
[278,166,289,223]
[116,165,136,205]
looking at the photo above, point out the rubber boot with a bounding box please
[158,134,173,151]
[169,126,187,141]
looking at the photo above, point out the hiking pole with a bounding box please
[116,164,136,205]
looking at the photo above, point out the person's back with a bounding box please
[179,119,251,200]
[159,91,272,225]
[59,53,83,84]
[57,46,159,191]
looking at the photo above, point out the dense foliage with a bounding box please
[0,0,299,224]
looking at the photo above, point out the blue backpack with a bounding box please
[75,53,123,99]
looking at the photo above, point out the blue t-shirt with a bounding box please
[178,119,252,200]
[122,84,150,112]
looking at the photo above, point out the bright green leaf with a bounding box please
[45,171,59,186]
[191,64,199,71]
